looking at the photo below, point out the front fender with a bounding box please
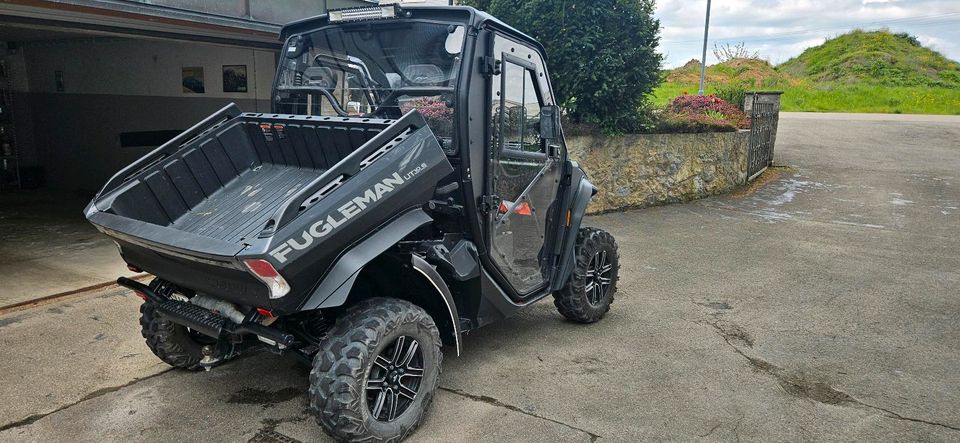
[553,170,596,290]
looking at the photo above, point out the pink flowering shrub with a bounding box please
[400,96,454,137]
[660,94,751,132]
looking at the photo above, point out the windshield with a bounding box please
[275,22,465,143]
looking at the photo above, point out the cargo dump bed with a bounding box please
[89,104,394,251]
[87,103,453,309]
[169,164,321,245]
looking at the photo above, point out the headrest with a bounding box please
[403,64,445,85]
[303,67,337,90]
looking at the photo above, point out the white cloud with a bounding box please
[656,0,960,67]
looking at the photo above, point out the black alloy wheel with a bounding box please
[366,335,425,422]
[585,249,615,306]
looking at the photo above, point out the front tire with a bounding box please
[310,298,442,443]
[554,228,620,323]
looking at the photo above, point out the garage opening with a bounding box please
[0,2,298,307]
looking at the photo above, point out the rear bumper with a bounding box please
[118,277,295,347]
[114,239,277,309]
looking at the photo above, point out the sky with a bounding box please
[655,0,960,68]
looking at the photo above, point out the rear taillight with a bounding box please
[256,307,275,318]
[243,259,291,299]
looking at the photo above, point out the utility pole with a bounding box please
[698,0,712,95]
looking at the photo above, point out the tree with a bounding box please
[461,0,663,133]
[463,0,492,10]
[712,42,759,63]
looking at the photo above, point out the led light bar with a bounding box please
[244,259,291,300]
[329,5,400,23]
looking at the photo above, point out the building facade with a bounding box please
[0,0,374,192]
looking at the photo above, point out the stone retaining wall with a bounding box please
[567,130,750,214]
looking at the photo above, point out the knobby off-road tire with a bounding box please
[310,298,442,443]
[554,227,620,323]
[139,301,208,371]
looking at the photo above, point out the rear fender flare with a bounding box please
[299,209,463,355]
[301,209,432,311]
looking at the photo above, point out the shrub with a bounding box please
[653,94,751,134]
[894,32,922,47]
[460,0,663,134]
[654,110,736,133]
[669,94,751,128]
[400,97,454,137]
[715,82,748,109]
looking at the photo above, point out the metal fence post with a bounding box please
[745,91,783,180]
[698,0,712,95]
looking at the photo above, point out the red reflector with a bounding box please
[134,291,148,301]
[499,201,533,216]
[515,201,533,216]
[244,259,280,278]
[256,308,274,318]
[127,264,142,273]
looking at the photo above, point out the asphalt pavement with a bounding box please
[0,112,957,442]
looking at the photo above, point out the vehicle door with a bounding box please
[486,34,564,296]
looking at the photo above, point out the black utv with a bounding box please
[86,5,619,442]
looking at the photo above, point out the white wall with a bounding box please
[23,37,276,101]
[12,36,280,192]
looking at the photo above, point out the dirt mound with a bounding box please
[666,58,785,87]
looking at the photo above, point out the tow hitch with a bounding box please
[117,277,295,348]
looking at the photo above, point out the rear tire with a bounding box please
[310,298,442,443]
[554,227,620,323]
[139,301,208,371]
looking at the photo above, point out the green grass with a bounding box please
[778,83,960,114]
[653,30,960,115]
[654,81,960,115]
[652,83,719,106]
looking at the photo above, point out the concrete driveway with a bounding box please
[0,192,139,308]
[1,113,958,442]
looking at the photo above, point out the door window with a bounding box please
[493,61,545,204]
[500,62,542,154]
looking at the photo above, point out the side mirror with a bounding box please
[539,105,561,140]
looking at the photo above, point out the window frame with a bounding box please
[497,54,546,159]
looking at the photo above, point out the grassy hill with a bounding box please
[654,30,960,115]
[665,58,783,86]
[779,30,960,87]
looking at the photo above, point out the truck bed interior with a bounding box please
[99,112,394,245]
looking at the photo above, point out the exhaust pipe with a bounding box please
[117,277,164,303]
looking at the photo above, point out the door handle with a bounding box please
[547,144,560,158]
